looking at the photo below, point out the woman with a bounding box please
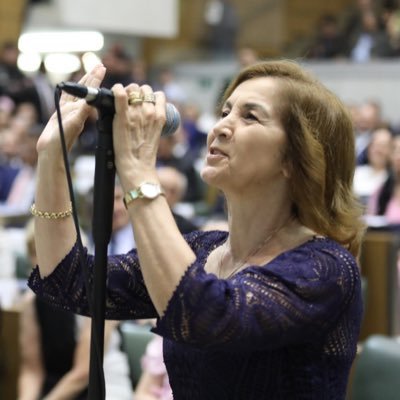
[29,60,364,399]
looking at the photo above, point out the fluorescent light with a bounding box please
[81,52,102,72]
[17,53,42,72]
[44,53,81,74]
[18,31,104,54]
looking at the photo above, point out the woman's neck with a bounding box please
[225,191,294,262]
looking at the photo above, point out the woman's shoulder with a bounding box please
[269,235,360,280]
[290,235,357,262]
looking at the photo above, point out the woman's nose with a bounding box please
[213,117,233,140]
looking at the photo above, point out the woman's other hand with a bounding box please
[36,64,106,156]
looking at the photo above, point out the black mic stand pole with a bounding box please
[88,109,116,400]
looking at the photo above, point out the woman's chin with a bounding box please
[200,166,222,186]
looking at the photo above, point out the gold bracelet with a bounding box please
[30,203,73,219]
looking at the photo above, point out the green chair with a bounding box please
[120,322,155,388]
[351,335,400,400]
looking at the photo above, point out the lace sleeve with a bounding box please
[28,242,158,320]
[153,237,362,352]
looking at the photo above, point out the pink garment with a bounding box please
[140,335,173,400]
[382,198,400,224]
[367,189,400,224]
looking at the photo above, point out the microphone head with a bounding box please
[162,103,181,136]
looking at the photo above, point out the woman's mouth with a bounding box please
[206,147,228,163]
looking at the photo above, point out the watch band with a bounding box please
[123,182,164,209]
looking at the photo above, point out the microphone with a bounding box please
[58,81,180,136]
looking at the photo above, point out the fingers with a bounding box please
[113,83,130,115]
[60,64,106,105]
[113,82,167,139]
[135,85,167,133]
[80,64,106,88]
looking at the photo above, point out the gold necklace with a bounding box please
[218,214,293,279]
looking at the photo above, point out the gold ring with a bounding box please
[129,98,144,105]
[142,93,156,104]
[128,92,143,105]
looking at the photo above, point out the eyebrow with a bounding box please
[224,100,271,118]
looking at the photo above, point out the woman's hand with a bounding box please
[36,64,106,156]
[111,83,167,189]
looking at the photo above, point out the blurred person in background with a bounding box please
[0,123,42,218]
[130,59,149,87]
[157,166,199,234]
[367,134,400,224]
[203,0,239,58]
[354,100,386,165]
[134,334,172,400]
[0,94,14,130]
[180,102,207,159]
[153,66,187,106]
[353,127,392,205]
[108,182,136,255]
[101,43,133,89]
[347,8,394,61]
[156,130,204,203]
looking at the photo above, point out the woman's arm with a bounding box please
[34,65,106,277]
[29,245,159,320]
[18,293,45,400]
[42,319,119,400]
[112,84,196,316]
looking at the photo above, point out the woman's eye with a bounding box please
[245,113,258,121]
[221,110,229,118]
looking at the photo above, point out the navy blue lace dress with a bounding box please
[29,230,363,400]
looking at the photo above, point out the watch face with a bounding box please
[141,183,159,198]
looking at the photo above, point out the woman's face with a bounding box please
[201,77,289,194]
[367,129,392,169]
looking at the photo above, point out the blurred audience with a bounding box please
[307,14,346,59]
[0,42,51,123]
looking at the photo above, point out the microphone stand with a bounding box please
[88,109,115,400]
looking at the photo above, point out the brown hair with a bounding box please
[222,60,365,257]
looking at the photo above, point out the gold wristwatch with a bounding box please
[123,182,164,209]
